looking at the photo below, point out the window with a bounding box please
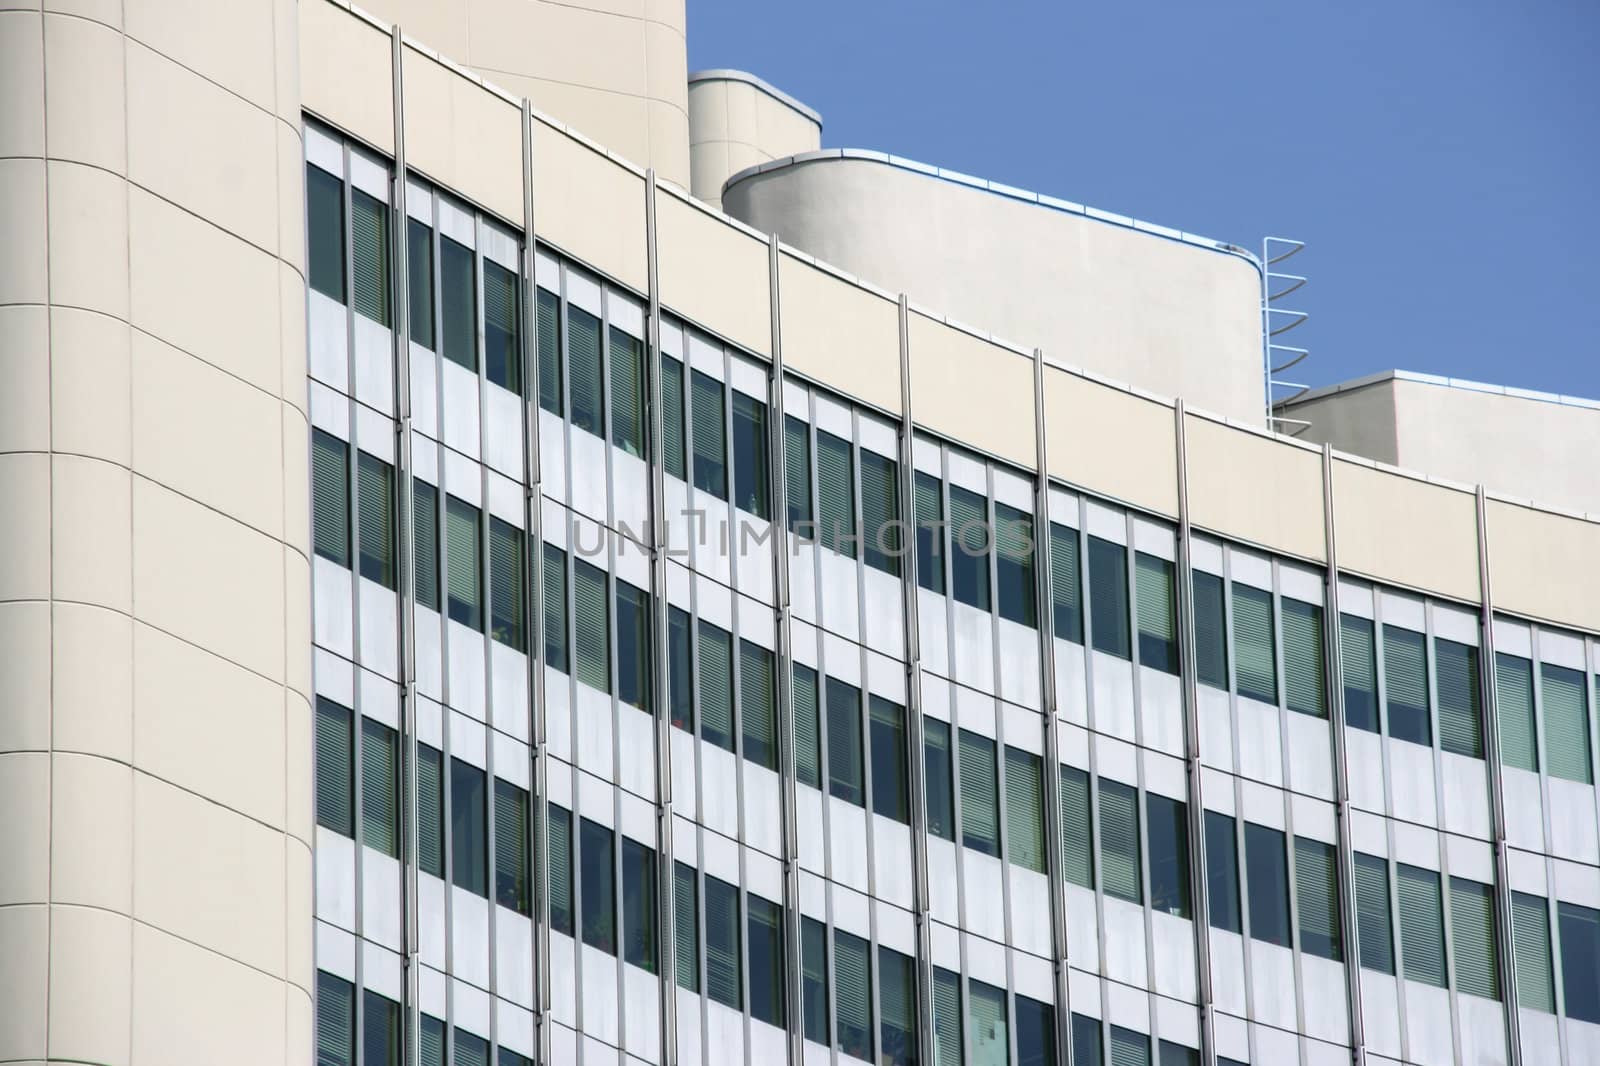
[949,485,990,610]
[1340,613,1378,732]
[785,415,812,530]
[316,970,354,1066]
[705,876,742,1010]
[1543,663,1592,784]
[1397,863,1446,986]
[828,677,865,806]
[549,803,573,935]
[816,430,856,558]
[871,696,909,823]
[1244,823,1289,947]
[451,758,487,897]
[418,743,444,877]
[932,967,962,1066]
[959,729,1000,856]
[1383,626,1430,745]
[622,837,657,972]
[1282,598,1325,717]
[1560,901,1600,1023]
[1017,995,1056,1066]
[989,505,1035,628]
[802,916,829,1044]
[1512,891,1553,1012]
[363,990,400,1066]
[1205,810,1240,933]
[1061,766,1093,888]
[1353,852,1394,973]
[1089,537,1130,658]
[1436,638,1481,757]
[312,430,350,566]
[453,1029,489,1066]
[835,931,873,1061]
[572,558,610,693]
[692,369,727,498]
[361,719,399,857]
[412,1015,445,1066]
[749,895,785,1027]
[925,718,955,841]
[580,818,615,954]
[699,620,734,751]
[568,305,603,436]
[488,518,524,650]
[1100,778,1141,904]
[1450,877,1498,999]
[879,947,917,1066]
[1233,583,1277,705]
[349,190,389,326]
[537,287,562,415]
[542,543,568,673]
[1147,793,1189,918]
[483,259,520,393]
[1294,837,1340,961]
[1006,746,1045,873]
[668,606,692,730]
[1193,571,1227,688]
[916,471,945,595]
[733,392,770,518]
[445,496,482,630]
[616,581,650,713]
[499,1052,531,1066]
[610,326,645,457]
[315,697,353,836]
[795,663,821,789]
[440,236,475,370]
[1050,523,1082,643]
[414,480,440,611]
[1496,653,1537,772]
[741,640,777,770]
[675,861,699,990]
[969,979,1008,1066]
[357,453,395,588]
[1109,1026,1150,1066]
[861,450,901,576]
[661,353,685,478]
[306,164,345,303]
[494,779,529,914]
[1134,552,1175,671]
[1071,1014,1102,1066]
[1158,1042,1197,1066]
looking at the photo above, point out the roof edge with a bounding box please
[687,69,823,127]
[1281,369,1600,412]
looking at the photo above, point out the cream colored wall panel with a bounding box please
[908,316,1034,471]
[300,0,394,155]
[0,158,47,305]
[42,11,125,171]
[367,0,467,63]
[0,10,45,157]
[125,0,276,112]
[276,120,306,276]
[1332,459,1479,604]
[285,834,314,993]
[135,622,286,829]
[1486,500,1600,633]
[285,689,314,844]
[519,0,648,99]
[48,904,132,1066]
[655,190,769,357]
[0,453,50,601]
[287,978,313,1066]
[49,751,133,911]
[0,602,49,752]
[51,453,132,611]
[403,46,524,227]
[283,547,312,699]
[644,17,687,108]
[131,477,286,684]
[0,305,48,453]
[279,260,309,410]
[282,404,311,557]
[0,753,48,905]
[51,306,132,465]
[511,72,649,171]
[131,921,287,1066]
[47,159,130,319]
[533,118,648,292]
[45,0,121,23]
[687,78,727,140]
[647,97,690,192]
[51,603,133,761]
[777,253,900,415]
[133,772,287,976]
[0,904,47,1060]
[1044,367,1178,518]
[1184,415,1325,562]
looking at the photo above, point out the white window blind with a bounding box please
[445,496,482,631]
[1436,638,1482,757]
[1282,598,1325,717]
[958,730,999,856]
[1353,852,1393,973]
[349,189,389,326]
[1100,778,1141,904]
[1496,653,1537,772]
[1543,663,1592,783]
[698,622,734,751]
[572,559,610,693]
[1294,836,1340,961]
[968,980,1008,1066]
[705,876,741,1010]
[1512,890,1553,1012]
[1384,626,1430,745]
[312,430,350,567]
[1450,877,1499,999]
[536,287,562,415]
[794,663,821,789]
[315,697,353,837]
[740,640,776,770]
[1134,552,1175,672]
[691,369,727,499]
[357,452,395,588]
[1005,746,1045,873]
[1061,765,1093,888]
[816,430,856,559]
[360,718,398,857]
[675,862,698,991]
[1397,863,1446,987]
[610,329,644,456]
[567,305,604,436]
[1232,583,1276,705]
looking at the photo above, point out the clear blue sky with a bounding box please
[688,1,1599,397]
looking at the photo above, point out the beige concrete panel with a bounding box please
[517,0,647,99]
[687,78,728,141]
[276,120,305,277]
[129,187,282,395]
[127,40,279,253]
[643,16,687,110]
[0,453,50,601]
[133,771,286,976]
[689,140,730,207]
[1184,415,1325,562]
[48,903,132,1066]
[42,10,126,172]
[777,252,900,415]
[0,158,47,305]
[1044,366,1178,518]
[655,189,769,357]
[0,305,48,453]
[1332,458,1479,604]
[52,602,133,761]
[282,403,310,558]
[47,159,129,319]
[0,11,44,158]
[402,45,524,226]
[646,97,690,194]
[51,305,132,465]
[0,753,48,904]
[299,0,394,156]
[131,476,286,684]
[1486,501,1600,633]
[367,0,468,62]
[1278,381,1399,468]
[132,331,284,539]
[131,920,287,1066]
[283,546,312,699]
[280,260,309,411]
[44,0,119,23]
[908,313,1036,471]
[0,602,49,752]
[533,117,648,292]
[135,621,285,828]
[516,74,651,175]
[51,453,133,611]
[125,0,276,112]
[50,751,133,912]
[284,834,313,994]
[285,689,314,845]
[0,904,47,1060]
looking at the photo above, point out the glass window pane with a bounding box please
[350,190,389,325]
[580,818,616,954]
[996,504,1036,627]
[312,429,350,567]
[969,979,1008,1066]
[1099,779,1141,904]
[861,450,901,577]
[1134,551,1175,671]
[572,558,610,693]
[360,718,399,857]
[1383,626,1430,746]
[1244,822,1289,947]
[959,729,1000,856]
[794,663,821,789]
[1193,570,1227,689]
[660,353,685,478]
[306,164,345,303]
[827,677,865,806]
[925,718,955,841]
[622,837,657,972]
[1512,890,1553,1012]
[1450,876,1498,999]
[1341,613,1379,732]
[749,895,785,1028]
[1205,810,1240,933]
[917,471,946,595]
[536,286,561,415]
[315,970,354,1066]
[1051,523,1082,644]
[1109,1026,1151,1066]
[705,876,742,1010]
[1496,653,1538,772]
[668,606,692,731]
[414,479,440,611]
[315,697,354,837]
[494,779,529,915]
[1017,995,1057,1066]
[1089,536,1130,658]
[1294,836,1341,961]
[1543,663,1592,784]
[542,543,568,674]
[871,696,909,823]
[835,930,873,1060]
[1233,583,1276,705]
[698,621,734,751]
[450,757,487,897]
[1062,765,1094,889]
[445,496,482,630]
[802,916,829,1044]
[1147,793,1189,918]
[357,452,395,588]
[488,517,524,650]
[932,967,961,1066]
[439,236,476,371]
[1282,598,1326,717]
[616,581,651,714]
[1436,638,1481,757]
[1158,1042,1197,1066]
[1006,746,1045,873]
[879,947,917,1066]
[483,259,520,393]
[817,430,857,559]
[549,803,573,935]
[419,1015,445,1066]
[733,392,770,518]
[1071,1014,1103,1066]
[692,369,727,499]
[1353,851,1394,974]
[1397,863,1446,986]
[609,327,645,456]
[568,305,604,436]
[950,485,990,611]
[786,415,812,530]
[418,744,444,878]
[362,990,399,1066]
[453,1029,489,1066]
[1560,901,1600,1023]
[741,640,777,770]
[675,861,699,990]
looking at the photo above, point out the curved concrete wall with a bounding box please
[724,154,1266,424]
[358,0,690,187]
[687,69,821,209]
[0,3,313,1064]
